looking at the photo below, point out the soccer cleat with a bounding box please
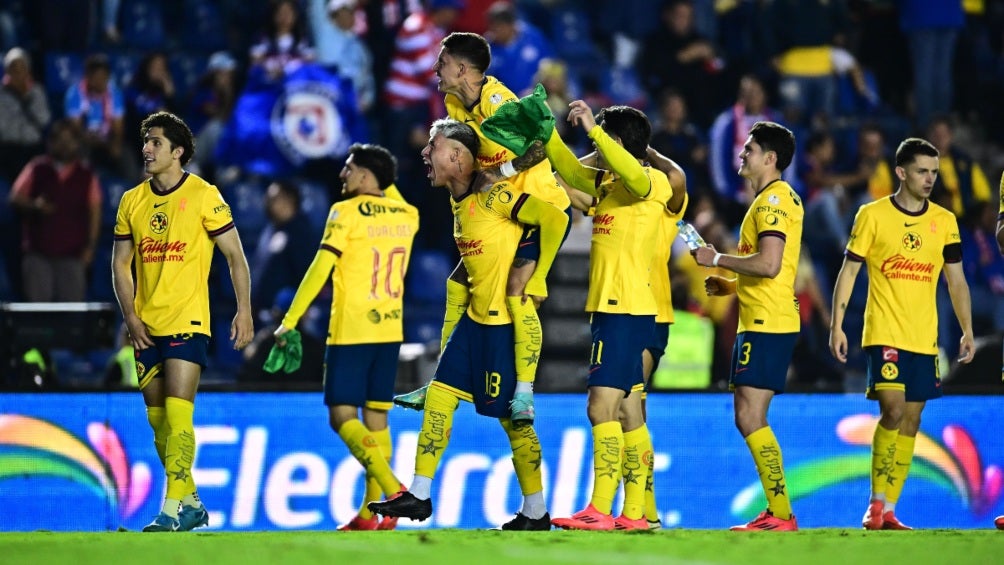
[493,512,552,531]
[377,515,399,530]
[613,514,648,531]
[551,504,614,531]
[337,514,379,531]
[142,513,181,532]
[509,392,535,427]
[178,505,209,531]
[862,500,884,530]
[367,491,433,522]
[393,385,428,411]
[729,509,798,531]
[994,515,1004,530]
[881,511,912,530]
[647,519,663,531]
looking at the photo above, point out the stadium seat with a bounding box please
[169,52,208,103]
[221,178,268,240]
[44,52,84,103]
[404,249,454,304]
[297,179,331,231]
[120,0,166,50]
[87,237,116,302]
[108,51,141,88]
[179,0,228,52]
[99,173,132,228]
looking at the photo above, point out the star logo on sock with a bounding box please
[522,351,540,366]
[599,463,619,479]
[876,464,892,477]
[171,467,189,482]
[769,480,786,496]
[529,453,542,471]
[420,439,442,456]
[623,469,641,485]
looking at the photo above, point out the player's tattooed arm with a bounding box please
[477,141,546,191]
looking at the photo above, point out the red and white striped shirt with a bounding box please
[383,10,443,108]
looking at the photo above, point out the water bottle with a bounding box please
[676,220,706,251]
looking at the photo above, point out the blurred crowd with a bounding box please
[2,0,1004,388]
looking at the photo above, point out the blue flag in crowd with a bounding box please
[216,64,366,177]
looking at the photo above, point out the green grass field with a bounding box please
[1,529,1000,565]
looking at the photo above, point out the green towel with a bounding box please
[481,83,555,155]
[263,329,303,373]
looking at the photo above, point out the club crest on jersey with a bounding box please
[150,212,168,234]
[902,232,922,252]
[272,81,349,165]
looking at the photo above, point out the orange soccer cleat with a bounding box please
[862,500,884,530]
[881,511,912,531]
[550,504,615,531]
[729,509,798,532]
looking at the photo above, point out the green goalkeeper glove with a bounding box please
[263,329,303,373]
[481,83,555,155]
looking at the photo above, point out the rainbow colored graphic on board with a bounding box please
[0,415,151,518]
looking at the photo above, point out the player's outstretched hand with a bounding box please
[703,275,735,297]
[957,333,975,364]
[567,100,596,132]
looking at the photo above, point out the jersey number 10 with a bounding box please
[370,246,408,300]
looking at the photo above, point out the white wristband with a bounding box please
[712,252,722,267]
[499,160,517,178]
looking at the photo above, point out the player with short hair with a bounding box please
[541,101,672,531]
[830,137,975,530]
[393,31,571,424]
[368,118,568,530]
[274,143,419,531]
[692,121,802,531]
[111,111,254,532]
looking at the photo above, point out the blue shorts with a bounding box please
[135,333,210,390]
[323,342,401,409]
[865,346,942,402]
[587,312,653,394]
[645,322,671,369]
[514,205,573,261]
[729,331,799,393]
[435,314,516,418]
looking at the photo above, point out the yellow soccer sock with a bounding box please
[589,421,623,515]
[164,397,196,517]
[414,384,459,480]
[506,296,542,386]
[621,425,650,520]
[146,406,167,463]
[745,426,792,520]
[501,418,544,495]
[884,434,916,505]
[870,424,899,499]
[358,427,394,519]
[337,419,401,497]
[441,279,470,353]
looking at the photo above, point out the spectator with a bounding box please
[189,52,238,182]
[531,58,578,141]
[250,0,316,82]
[311,0,376,113]
[636,0,724,128]
[381,0,463,196]
[900,0,964,128]
[960,200,1004,335]
[124,52,178,154]
[8,119,101,302]
[844,123,895,204]
[63,54,132,179]
[707,74,789,226]
[648,88,710,200]
[926,115,991,224]
[249,180,321,327]
[763,0,849,129]
[484,1,553,96]
[0,47,50,182]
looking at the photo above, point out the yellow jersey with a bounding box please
[445,76,570,210]
[454,182,527,325]
[846,196,962,354]
[651,193,688,323]
[113,172,234,336]
[997,171,1004,220]
[735,180,803,334]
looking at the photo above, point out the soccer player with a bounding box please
[368,118,568,530]
[111,111,254,532]
[561,146,688,530]
[691,121,802,532]
[830,137,975,530]
[273,143,419,531]
[541,101,672,531]
[394,32,571,424]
